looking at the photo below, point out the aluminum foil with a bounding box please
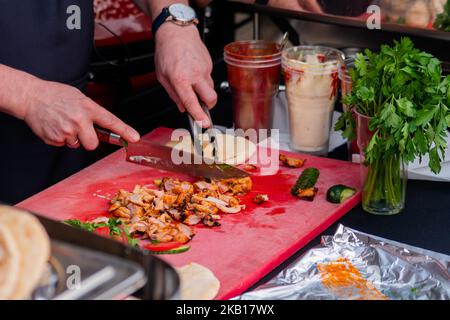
[237,225,450,300]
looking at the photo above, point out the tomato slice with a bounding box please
[94,226,110,237]
[143,241,186,252]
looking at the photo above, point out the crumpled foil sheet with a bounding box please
[237,225,450,300]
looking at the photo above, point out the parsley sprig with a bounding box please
[336,38,450,174]
[434,1,450,32]
[65,217,139,247]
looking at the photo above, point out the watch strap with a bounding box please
[255,0,269,4]
[152,7,171,36]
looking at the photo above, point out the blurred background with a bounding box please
[88,0,450,159]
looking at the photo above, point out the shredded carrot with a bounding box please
[317,258,388,300]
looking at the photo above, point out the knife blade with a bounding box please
[95,128,249,179]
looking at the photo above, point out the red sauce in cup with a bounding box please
[224,41,281,132]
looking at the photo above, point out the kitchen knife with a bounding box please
[95,128,249,179]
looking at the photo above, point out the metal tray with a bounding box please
[31,213,180,300]
[34,240,146,300]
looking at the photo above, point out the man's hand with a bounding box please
[22,78,140,150]
[154,23,217,128]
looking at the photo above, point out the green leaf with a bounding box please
[414,107,437,127]
[121,223,140,247]
[429,147,442,174]
[396,98,416,117]
[64,219,107,232]
[335,112,356,141]
[380,102,401,129]
[354,52,368,76]
[356,86,375,103]
[365,132,378,159]
[414,130,428,154]
[434,1,450,32]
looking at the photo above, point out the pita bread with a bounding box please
[168,132,257,165]
[175,263,220,300]
[0,206,50,299]
[0,224,20,299]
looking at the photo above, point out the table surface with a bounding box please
[249,144,450,292]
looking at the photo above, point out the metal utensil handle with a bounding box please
[202,104,220,161]
[188,103,219,159]
[188,113,202,156]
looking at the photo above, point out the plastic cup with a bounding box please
[339,57,359,158]
[224,40,281,134]
[339,58,354,109]
[282,46,344,156]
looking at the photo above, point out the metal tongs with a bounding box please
[188,102,220,162]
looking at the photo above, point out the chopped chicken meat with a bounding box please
[253,194,269,205]
[216,177,252,195]
[108,177,252,244]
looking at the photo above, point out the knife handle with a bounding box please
[95,127,127,147]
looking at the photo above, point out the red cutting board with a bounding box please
[18,127,362,299]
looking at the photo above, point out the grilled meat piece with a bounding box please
[295,187,318,201]
[217,177,252,195]
[202,214,221,227]
[253,194,269,205]
[279,154,306,168]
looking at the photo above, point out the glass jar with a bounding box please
[356,111,407,215]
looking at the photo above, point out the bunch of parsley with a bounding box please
[336,37,450,174]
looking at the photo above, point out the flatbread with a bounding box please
[0,224,20,299]
[0,205,51,299]
[168,132,257,165]
[175,263,220,300]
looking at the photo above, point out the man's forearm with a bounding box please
[0,64,36,120]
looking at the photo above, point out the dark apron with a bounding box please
[0,0,94,204]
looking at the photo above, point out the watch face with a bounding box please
[168,3,196,22]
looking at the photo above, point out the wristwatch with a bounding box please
[152,3,199,36]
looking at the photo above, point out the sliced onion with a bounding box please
[204,197,228,207]
[216,204,243,214]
